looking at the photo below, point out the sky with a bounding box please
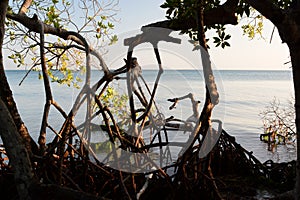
[3,0,291,71]
[113,0,291,70]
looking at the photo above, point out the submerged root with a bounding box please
[0,129,295,200]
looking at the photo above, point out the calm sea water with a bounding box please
[4,70,296,162]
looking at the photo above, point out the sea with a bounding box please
[4,69,296,163]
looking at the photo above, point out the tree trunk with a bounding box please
[289,42,300,200]
[0,1,35,199]
[0,0,38,156]
[0,99,34,200]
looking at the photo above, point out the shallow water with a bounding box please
[4,69,296,163]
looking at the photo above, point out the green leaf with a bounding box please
[188,39,195,44]
[8,54,15,59]
[76,76,82,82]
[223,41,230,47]
[220,32,225,39]
[96,33,101,39]
[108,22,114,29]
[192,46,201,51]
[109,35,118,45]
[224,34,231,40]
[213,37,220,43]
[160,2,169,8]
[166,8,174,16]
[245,6,250,17]
[38,72,43,80]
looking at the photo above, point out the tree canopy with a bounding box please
[6,0,118,86]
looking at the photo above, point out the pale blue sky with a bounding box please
[114,0,291,70]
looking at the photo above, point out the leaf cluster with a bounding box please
[236,0,251,18]
[212,25,231,48]
[97,86,129,127]
[160,0,278,46]
[95,15,118,45]
[161,0,221,19]
[160,0,232,49]
[241,18,264,39]
[45,4,62,29]
[6,0,118,87]
[276,0,294,9]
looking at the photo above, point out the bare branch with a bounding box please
[38,19,53,153]
[6,13,88,48]
[18,0,32,15]
[168,93,200,122]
